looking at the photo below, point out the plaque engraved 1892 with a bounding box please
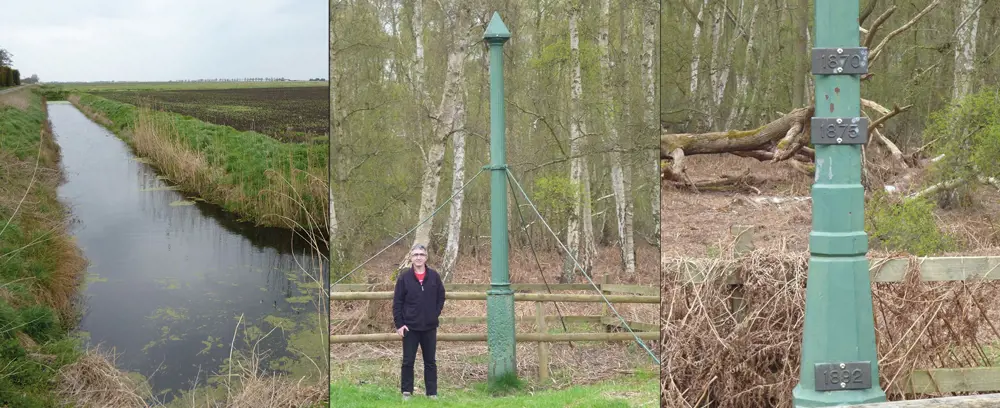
[814,362,872,392]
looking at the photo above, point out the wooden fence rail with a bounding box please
[332,278,659,382]
[329,331,659,344]
[433,315,658,331]
[844,393,1000,407]
[677,255,1000,283]
[674,225,1000,399]
[331,291,659,303]
[332,282,659,296]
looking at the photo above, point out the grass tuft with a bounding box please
[483,372,525,396]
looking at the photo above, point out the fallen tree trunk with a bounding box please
[660,107,814,158]
[660,100,911,185]
[661,107,815,182]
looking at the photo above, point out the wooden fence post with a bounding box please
[600,275,610,332]
[364,272,379,332]
[536,301,550,382]
[730,225,754,323]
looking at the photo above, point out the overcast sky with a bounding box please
[0,0,326,82]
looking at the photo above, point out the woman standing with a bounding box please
[392,244,446,401]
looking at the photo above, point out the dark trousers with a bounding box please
[400,328,437,395]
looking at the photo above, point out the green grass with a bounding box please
[36,84,68,101]
[0,88,86,407]
[329,369,658,408]
[0,92,46,158]
[71,93,328,229]
[56,80,327,92]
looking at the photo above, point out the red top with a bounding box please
[415,268,426,284]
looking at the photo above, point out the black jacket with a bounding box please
[392,266,446,331]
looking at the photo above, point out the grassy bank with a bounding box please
[0,87,91,406]
[68,93,327,230]
[37,84,69,101]
[330,369,658,408]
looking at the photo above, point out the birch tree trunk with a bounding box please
[642,0,658,245]
[412,0,428,104]
[581,160,598,278]
[710,0,743,130]
[564,1,584,283]
[599,0,635,277]
[952,0,980,101]
[329,0,338,251]
[442,87,468,281]
[689,0,710,119]
[413,0,468,251]
[411,0,433,249]
[706,1,724,129]
[791,0,808,108]
[725,3,759,129]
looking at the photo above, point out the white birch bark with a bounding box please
[706,1,724,129]
[599,0,635,277]
[581,159,598,277]
[414,0,468,250]
[329,0,339,252]
[709,0,743,130]
[790,0,808,108]
[953,0,980,101]
[642,0,658,244]
[564,1,584,283]
[412,0,427,104]
[725,3,759,129]
[690,0,710,98]
[441,86,468,281]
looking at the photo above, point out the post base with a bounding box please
[792,384,887,407]
[486,286,516,383]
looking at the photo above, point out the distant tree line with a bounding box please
[0,47,22,87]
[0,66,20,87]
[167,77,294,83]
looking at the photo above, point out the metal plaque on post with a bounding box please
[812,47,868,75]
[814,362,873,391]
[811,117,868,145]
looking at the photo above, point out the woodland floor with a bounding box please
[660,154,1000,260]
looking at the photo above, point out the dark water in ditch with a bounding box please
[49,102,326,403]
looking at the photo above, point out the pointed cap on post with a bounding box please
[483,12,511,44]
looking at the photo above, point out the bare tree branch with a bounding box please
[860,0,880,26]
[864,6,897,50]
[870,0,942,65]
[868,104,912,133]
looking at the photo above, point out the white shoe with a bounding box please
[402,392,411,401]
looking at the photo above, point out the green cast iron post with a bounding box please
[483,12,517,384]
[792,0,887,406]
